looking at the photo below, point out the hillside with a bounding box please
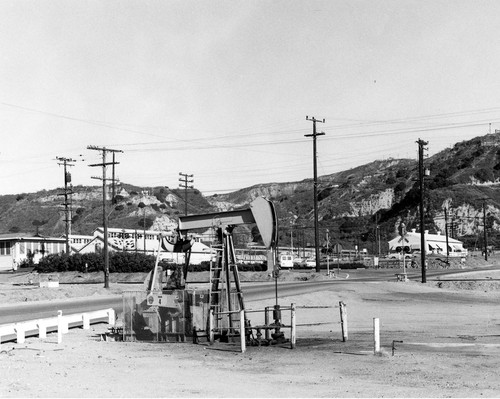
[2,132,500,253]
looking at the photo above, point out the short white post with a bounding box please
[82,313,90,330]
[373,317,380,353]
[290,303,296,349]
[239,310,246,353]
[107,308,116,326]
[209,308,214,345]
[38,320,47,339]
[15,324,25,344]
[57,310,64,344]
[339,301,348,342]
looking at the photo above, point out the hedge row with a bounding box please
[33,253,268,273]
[293,262,366,270]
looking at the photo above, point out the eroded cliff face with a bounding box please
[347,189,395,217]
[207,182,311,211]
[435,199,500,236]
[35,187,103,203]
[152,215,177,232]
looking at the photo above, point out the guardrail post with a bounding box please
[82,313,90,330]
[57,310,64,344]
[15,324,25,344]
[290,303,296,349]
[107,308,116,326]
[38,320,47,339]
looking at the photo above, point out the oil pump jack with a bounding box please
[139,196,278,343]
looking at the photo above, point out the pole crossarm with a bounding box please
[88,162,120,167]
[87,145,123,153]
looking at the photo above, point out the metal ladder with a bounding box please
[208,229,245,342]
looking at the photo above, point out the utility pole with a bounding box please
[111,152,118,204]
[444,206,450,263]
[88,145,123,289]
[179,172,194,216]
[375,213,381,257]
[305,116,325,273]
[140,190,149,254]
[417,138,428,283]
[56,156,76,254]
[481,198,489,261]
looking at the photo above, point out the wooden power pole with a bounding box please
[87,146,123,289]
[305,116,325,273]
[417,138,428,283]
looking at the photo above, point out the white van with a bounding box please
[279,254,294,269]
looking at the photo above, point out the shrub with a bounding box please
[33,253,267,274]
[394,181,406,195]
[474,168,494,182]
[35,252,161,273]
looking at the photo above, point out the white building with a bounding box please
[0,227,215,272]
[70,227,214,264]
[0,234,66,272]
[388,229,467,258]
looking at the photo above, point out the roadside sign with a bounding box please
[333,243,343,254]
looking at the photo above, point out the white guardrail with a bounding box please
[0,308,115,347]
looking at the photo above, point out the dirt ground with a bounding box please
[1,264,500,398]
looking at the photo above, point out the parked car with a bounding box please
[387,253,414,260]
[304,258,316,268]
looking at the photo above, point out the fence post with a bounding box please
[339,301,348,342]
[209,308,214,345]
[264,306,270,341]
[373,318,380,353]
[290,303,296,349]
[240,310,246,353]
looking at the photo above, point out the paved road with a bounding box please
[1,266,498,325]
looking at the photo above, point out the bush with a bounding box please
[33,253,268,274]
[35,252,162,273]
[474,168,494,182]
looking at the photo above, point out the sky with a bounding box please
[2,0,500,196]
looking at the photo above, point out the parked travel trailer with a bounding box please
[279,254,294,269]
